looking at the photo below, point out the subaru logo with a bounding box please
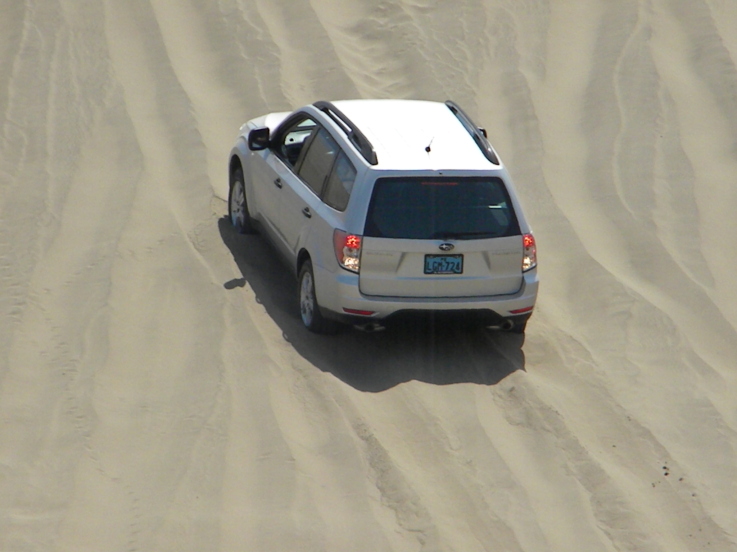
[439,243,454,251]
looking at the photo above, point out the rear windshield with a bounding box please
[364,177,520,239]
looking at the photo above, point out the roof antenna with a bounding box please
[425,137,434,153]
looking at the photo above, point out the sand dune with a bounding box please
[1,1,736,550]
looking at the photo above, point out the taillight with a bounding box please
[333,229,362,273]
[522,233,537,272]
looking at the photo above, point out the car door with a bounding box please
[278,127,341,259]
[258,116,318,259]
[312,149,358,271]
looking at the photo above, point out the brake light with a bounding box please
[343,308,375,316]
[334,229,362,273]
[522,233,537,272]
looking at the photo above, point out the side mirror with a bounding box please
[248,127,270,150]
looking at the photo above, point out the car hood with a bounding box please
[244,111,291,133]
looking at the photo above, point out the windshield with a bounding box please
[364,177,520,239]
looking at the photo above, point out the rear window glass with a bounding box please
[364,177,520,239]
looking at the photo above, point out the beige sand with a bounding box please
[1,1,736,550]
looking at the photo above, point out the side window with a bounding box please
[323,151,357,211]
[278,118,317,168]
[298,128,339,196]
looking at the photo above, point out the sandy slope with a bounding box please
[1,1,736,551]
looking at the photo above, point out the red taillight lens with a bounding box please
[345,234,361,249]
[522,233,537,272]
[343,308,375,316]
[333,229,362,273]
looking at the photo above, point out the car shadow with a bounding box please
[219,217,525,392]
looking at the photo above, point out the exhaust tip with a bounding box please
[488,319,515,331]
[354,322,386,333]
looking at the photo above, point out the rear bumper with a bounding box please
[314,264,539,325]
[323,307,532,331]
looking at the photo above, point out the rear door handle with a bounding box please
[302,207,312,218]
[274,178,283,189]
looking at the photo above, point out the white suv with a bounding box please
[228,100,538,333]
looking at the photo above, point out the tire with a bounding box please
[298,260,339,334]
[228,167,256,234]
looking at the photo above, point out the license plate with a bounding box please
[424,254,463,274]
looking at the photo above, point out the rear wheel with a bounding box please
[298,260,339,334]
[228,167,255,234]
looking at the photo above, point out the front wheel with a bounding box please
[228,167,256,234]
[298,260,339,334]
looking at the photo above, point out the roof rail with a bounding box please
[313,101,378,165]
[445,100,499,165]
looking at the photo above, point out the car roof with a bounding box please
[325,99,499,172]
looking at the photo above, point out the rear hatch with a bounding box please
[359,176,524,298]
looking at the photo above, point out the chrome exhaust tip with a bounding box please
[354,322,386,333]
[488,319,515,331]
